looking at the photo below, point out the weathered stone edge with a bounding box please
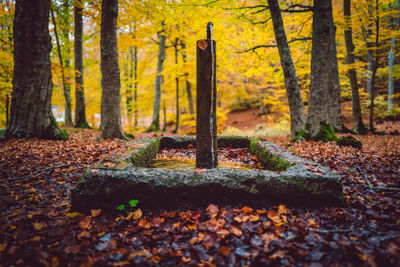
[71,136,345,214]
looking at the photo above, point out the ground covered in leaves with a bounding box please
[0,129,399,266]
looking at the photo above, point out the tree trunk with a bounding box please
[267,0,305,137]
[366,0,374,96]
[306,0,332,136]
[162,100,167,132]
[99,0,126,139]
[60,1,73,127]
[344,0,367,134]
[181,41,194,115]
[74,2,90,128]
[388,0,399,114]
[327,20,343,132]
[134,46,138,127]
[147,23,166,132]
[126,47,133,129]
[7,0,64,139]
[173,39,179,133]
[50,6,73,127]
[369,0,380,133]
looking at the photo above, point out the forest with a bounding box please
[0,0,399,266]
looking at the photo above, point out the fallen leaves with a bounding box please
[1,130,399,266]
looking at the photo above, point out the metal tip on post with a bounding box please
[207,22,213,40]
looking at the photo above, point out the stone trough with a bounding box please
[71,136,344,214]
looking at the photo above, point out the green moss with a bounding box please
[0,129,5,136]
[291,122,337,143]
[313,122,338,142]
[217,136,250,148]
[129,138,160,167]
[337,135,362,149]
[124,132,135,139]
[249,139,290,171]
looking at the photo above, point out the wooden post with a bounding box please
[196,22,217,169]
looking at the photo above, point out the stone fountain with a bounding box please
[71,23,344,214]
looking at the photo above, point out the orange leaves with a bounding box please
[77,231,91,240]
[91,209,101,217]
[307,218,319,228]
[230,226,243,237]
[78,217,91,229]
[190,232,205,245]
[33,222,46,231]
[206,204,219,217]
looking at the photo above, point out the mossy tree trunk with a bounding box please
[267,0,305,137]
[7,0,64,140]
[99,0,126,140]
[306,0,340,136]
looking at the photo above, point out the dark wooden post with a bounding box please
[196,22,217,169]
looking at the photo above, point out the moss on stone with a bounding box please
[337,135,362,149]
[291,122,338,143]
[217,136,250,148]
[313,122,338,142]
[129,138,160,167]
[249,139,290,171]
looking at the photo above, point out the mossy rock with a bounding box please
[72,136,344,214]
[291,122,338,143]
[337,135,362,149]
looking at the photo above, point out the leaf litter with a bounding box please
[0,130,399,266]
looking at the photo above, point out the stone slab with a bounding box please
[71,136,344,214]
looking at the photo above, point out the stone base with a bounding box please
[71,136,344,214]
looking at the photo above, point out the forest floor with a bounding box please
[0,125,399,266]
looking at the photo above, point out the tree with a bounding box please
[388,0,399,114]
[50,5,73,127]
[99,0,126,139]
[306,0,342,136]
[147,22,166,132]
[343,0,367,134]
[172,37,180,133]
[267,0,305,137]
[181,41,194,115]
[74,0,90,128]
[6,0,64,139]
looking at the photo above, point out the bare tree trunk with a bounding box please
[134,46,138,127]
[344,0,367,134]
[173,38,180,133]
[327,21,343,132]
[5,94,9,127]
[306,0,332,136]
[99,0,126,139]
[369,0,380,133]
[126,47,133,129]
[7,0,64,139]
[162,100,167,132]
[50,6,73,127]
[147,22,166,132]
[388,0,399,114]
[366,0,374,96]
[181,41,194,115]
[74,2,89,128]
[267,0,305,137]
[60,1,73,127]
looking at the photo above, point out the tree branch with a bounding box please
[237,37,312,53]
[281,4,313,13]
